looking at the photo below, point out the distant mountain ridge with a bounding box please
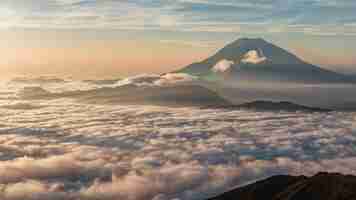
[236,100,331,112]
[179,38,356,83]
[19,84,232,107]
[207,172,356,200]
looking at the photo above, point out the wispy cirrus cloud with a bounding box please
[159,39,220,47]
[0,0,355,36]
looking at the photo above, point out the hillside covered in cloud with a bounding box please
[16,73,231,107]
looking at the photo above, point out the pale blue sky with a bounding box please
[1,0,356,34]
[0,0,355,77]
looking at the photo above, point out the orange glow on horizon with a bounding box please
[0,40,213,79]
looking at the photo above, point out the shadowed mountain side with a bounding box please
[207,172,356,200]
[179,38,356,83]
[10,76,67,84]
[199,82,356,111]
[236,101,331,112]
[207,100,331,112]
[82,78,122,85]
[18,85,232,107]
[1,103,45,110]
[228,63,354,83]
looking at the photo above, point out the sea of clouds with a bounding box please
[0,78,356,200]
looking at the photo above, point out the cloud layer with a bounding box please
[1,79,356,199]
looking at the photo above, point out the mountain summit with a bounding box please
[179,38,355,83]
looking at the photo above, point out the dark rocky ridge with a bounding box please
[207,172,356,200]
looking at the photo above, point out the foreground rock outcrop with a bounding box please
[208,172,356,200]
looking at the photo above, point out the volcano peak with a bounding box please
[178,37,356,83]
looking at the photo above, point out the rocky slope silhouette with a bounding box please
[207,172,356,200]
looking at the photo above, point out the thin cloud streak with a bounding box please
[0,0,355,36]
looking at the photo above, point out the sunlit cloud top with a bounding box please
[0,0,356,36]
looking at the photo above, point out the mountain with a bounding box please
[83,78,122,85]
[10,76,66,84]
[19,85,232,107]
[179,38,356,83]
[236,100,331,112]
[207,172,356,200]
[208,100,331,112]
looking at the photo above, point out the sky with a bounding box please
[0,0,355,79]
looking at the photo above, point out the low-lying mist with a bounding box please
[209,80,356,110]
[7,74,356,110]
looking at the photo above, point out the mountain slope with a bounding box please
[207,172,356,200]
[179,38,356,83]
[19,84,232,107]
[237,100,331,112]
